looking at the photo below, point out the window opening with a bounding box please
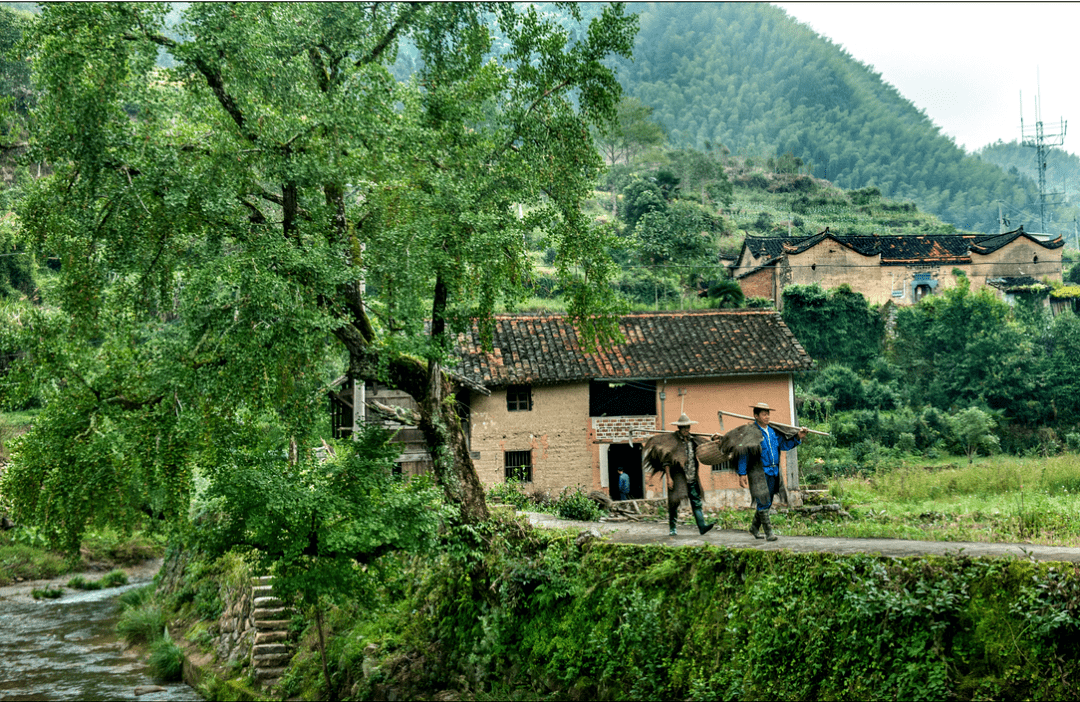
[506,385,532,411]
[505,450,532,482]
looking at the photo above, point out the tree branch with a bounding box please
[356,3,425,67]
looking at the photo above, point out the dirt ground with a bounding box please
[526,512,1080,563]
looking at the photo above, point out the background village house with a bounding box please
[733,226,1064,309]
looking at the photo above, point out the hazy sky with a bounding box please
[774,2,1079,156]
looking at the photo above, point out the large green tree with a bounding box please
[3,2,636,548]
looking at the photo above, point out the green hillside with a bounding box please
[607,2,1076,236]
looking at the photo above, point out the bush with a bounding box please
[67,575,102,590]
[553,485,604,521]
[116,603,167,646]
[100,569,129,588]
[1067,433,1080,453]
[147,636,184,681]
[118,584,155,610]
[488,478,533,511]
[31,585,64,599]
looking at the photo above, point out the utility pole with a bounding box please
[1020,79,1067,235]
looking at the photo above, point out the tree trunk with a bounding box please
[417,361,490,524]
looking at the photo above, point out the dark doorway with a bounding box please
[608,444,644,499]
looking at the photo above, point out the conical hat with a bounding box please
[670,413,698,426]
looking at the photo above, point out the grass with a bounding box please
[0,539,67,586]
[777,453,1080,545]
[116,603,168,646]
[31,585,64,599]
[148,636,185,681]
[0,528,163,586]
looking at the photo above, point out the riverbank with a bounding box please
[0,528,165,586]
[0,557,201,701]
[0,556,164,602]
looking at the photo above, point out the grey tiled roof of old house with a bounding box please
[740,226,1063,270]
[454,309,813,387]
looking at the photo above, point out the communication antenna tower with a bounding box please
[1020,76,1067,234]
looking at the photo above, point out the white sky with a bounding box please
[774,2,1079,156]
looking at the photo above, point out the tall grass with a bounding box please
[783,453,1080,545]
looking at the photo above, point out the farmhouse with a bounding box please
[449,309,814,510]
[733,226,1064,308]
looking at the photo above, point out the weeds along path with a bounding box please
[526,512,1080,563]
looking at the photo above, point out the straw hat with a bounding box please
[750,402,774,412]
[670,413,698,426]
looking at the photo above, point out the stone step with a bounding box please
[252,585,274,596]
[254,666,288,681]
[253,596,285,608]
[253,608,289,621]
[255,631,289,644]
[253,653,292,668]
[252,576,274,585]
[253,643,289,656]
[254,619,292,631]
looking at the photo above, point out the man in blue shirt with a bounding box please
[617,468,630,501]
[737,402,807,541]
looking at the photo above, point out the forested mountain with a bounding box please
[606,2,1076,236]
[977,140,1080,211]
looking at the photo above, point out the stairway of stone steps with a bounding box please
[250,575,294,689]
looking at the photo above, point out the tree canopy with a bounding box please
[1,2,637,551]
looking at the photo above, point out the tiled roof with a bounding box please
[741,227,1063,267]
[454,310,814,387]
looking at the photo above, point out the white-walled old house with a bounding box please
[733,226,1064,308]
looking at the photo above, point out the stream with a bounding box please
[0,579,201,701]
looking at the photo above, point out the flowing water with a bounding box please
[0,579,201,701]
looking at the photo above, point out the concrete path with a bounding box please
[525,512,1080,563]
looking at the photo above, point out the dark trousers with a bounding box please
[756,474,777,511]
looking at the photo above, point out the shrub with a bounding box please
[488,478,533,511]
[147,636,184,681]
[116,603,167,646]
[31,585,64,599]
[553,485,604,521]
[67,575,103,590]
[1067,432,1080,453]
[118,584,155,610]
[100,569,129,588]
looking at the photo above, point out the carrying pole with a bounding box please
[718,410,831,436]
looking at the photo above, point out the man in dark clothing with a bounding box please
[642,413,716,537]
[617,468,630,501]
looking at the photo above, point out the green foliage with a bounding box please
[298,523,1080,701]
[67,575,102,591]
[147,635,185,682]
[31,585,63,599]
[705,278,744,309]
[116,602,167,647]
[551,485,604,522]
[117,584,155,610]
[782,283,884,370]
[891,277,1041,423]
[8,1,640,538]
[949,407,999,464]
[100,568,129,587]
[198,426,449,610]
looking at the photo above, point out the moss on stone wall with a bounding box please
[275,518,1080,701]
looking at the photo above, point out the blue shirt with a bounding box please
[618,473,630,494]
[738,423,801,477]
